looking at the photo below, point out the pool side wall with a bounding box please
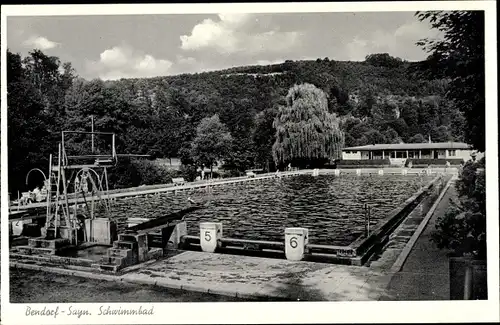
[348,174,448,265]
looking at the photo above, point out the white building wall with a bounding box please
[342,151,361,160]
[449,149,474,161]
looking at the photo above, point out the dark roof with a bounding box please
[342,142,472,151]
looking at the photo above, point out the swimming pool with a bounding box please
[107,173,434,246]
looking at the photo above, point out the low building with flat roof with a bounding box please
[341,142,476,163]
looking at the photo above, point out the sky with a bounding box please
[6,12,442,80]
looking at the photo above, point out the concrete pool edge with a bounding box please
[389,175,456,274]
[8,260,280,301]
[337,174,446,265]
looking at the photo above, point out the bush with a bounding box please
[133,160,178,185]
[179,164,198,182]
[405,158,464,167]
[107,158,179,188]
[432,158,486,259]
[337,159,391,168]
[107,158,141,189]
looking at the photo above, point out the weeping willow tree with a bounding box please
[272,83,345,168]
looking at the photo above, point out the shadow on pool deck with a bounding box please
[10,268,242,303]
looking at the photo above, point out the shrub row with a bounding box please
[406,158,464,167]
[337,159,391,166]
[107,158,183,189]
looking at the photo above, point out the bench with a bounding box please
[172,177,186,186]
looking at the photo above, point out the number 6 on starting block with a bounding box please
[285,227,309,261]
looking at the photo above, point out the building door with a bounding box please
[433,150,439,159]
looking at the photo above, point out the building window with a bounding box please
[421,149,431,157]
[396,151,406,158]
[449,150,456,157]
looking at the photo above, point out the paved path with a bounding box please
[379,180,456,300]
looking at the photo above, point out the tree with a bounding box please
[383,127,402,144]
[190,114,233,177]
[415,11,485,151]
[432,158,486,259]
[7,49,72,193]
[253,107,278,171]
[272,83,345,168]
[365,53,404,68]
[355,85,376,118]
[363,130,386,145]
[431,125,452,142]
[408,133,426,143]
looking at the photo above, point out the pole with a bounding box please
[464,264,473,300]
[364,204,368,237]
[91,115,95,154]
[46,154,52,227]
[368,206,371,237]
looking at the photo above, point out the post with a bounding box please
[285,227,309,261]
[368,206,371,237]
[104,168,111,212]
[91,115,95,154]
[55,144,62,237]
[112,134,116,159]
[364,204,368,237]
[200,222,222,253]
[464,264,473,300]
[61,132,66,165]
[46,154,52,225]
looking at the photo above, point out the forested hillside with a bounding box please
[7,50,466,192]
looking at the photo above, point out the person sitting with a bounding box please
[32,186,43,202]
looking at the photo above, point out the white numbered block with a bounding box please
[356,169,361,176]
[334,169,340,176]
[402,169,408,175]
[285,227,309,261]
[378,169,384,175]
[200,222,222,253]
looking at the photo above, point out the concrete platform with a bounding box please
[120,251,391,301]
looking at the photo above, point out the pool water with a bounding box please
[105,174,433,246]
